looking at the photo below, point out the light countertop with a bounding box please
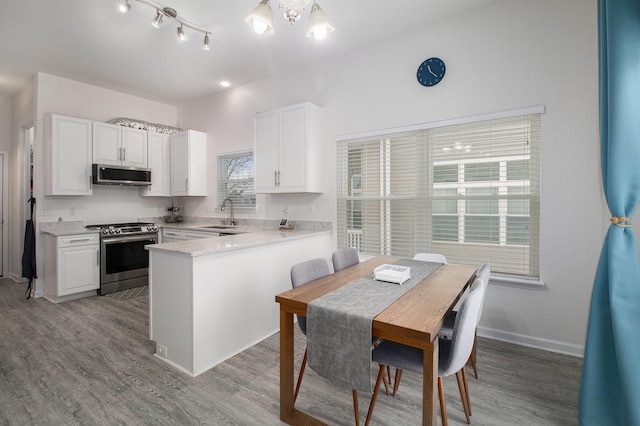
[148,228,331,257]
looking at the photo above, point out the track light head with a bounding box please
[151,10,163,28]
[203,33,210,50]
[177,25,186,41]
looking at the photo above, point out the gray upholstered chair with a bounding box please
[412,252,448,264]
[332,247,360,272]
[439,262,491,379]
[290,258,331,403]
[364,279,486,426]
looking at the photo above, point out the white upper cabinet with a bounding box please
[45,114,93,196]
[141,132,171,197]
[93,122,148,167]
[254,102,323,193]
[170,130,207,196]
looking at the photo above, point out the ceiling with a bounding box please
[0,0,500,105]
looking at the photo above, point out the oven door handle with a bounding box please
[102,235,158,244]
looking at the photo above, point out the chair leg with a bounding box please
[353,390,360,426]
[365,365,386,426]
[294,348,307,403]
[455,371,471,424]
[392,368,403,396]
[461,367,471,416]
[438,377,448,426]
[382,370,390,396]
[467,334,478,379]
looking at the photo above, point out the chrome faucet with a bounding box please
[220,197,237,226]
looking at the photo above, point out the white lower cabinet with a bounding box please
[44,233,100,303]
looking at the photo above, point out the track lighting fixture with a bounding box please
[245,0,334,40]
[120,0,211,51]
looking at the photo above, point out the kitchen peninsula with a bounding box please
[147,222,332,376]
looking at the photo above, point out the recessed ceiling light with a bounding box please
[219,81,231,87]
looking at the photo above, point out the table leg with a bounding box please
[280,309,295,421]
[423,338,438,426]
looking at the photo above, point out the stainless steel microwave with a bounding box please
[92,164,152,186]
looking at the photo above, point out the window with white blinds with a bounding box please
[337,112,541,278]
[217,151,256,208]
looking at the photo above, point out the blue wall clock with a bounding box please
[417,57,446,87]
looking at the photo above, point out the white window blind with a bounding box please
[217,151,256,208]
[337,113,541,278]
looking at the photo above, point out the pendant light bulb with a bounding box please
[245,0,275,35]
[177,25,186,41]
[118,0,131,14]
[306,2,334,40]
[151,10,163,28]
[203,33,210,50]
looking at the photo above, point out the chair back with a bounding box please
[412,253,447,264]
[439,278,485,377]
[290,258,331,335]
[475,262,490,324]
[332,247,359,272]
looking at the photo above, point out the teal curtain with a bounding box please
[579,0,640,425]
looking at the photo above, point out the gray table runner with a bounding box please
[306,259,442,393]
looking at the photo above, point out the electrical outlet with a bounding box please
[283,206,289,214]
[69,207,75,216]
[309,204,315,214]
[157,344,168,357]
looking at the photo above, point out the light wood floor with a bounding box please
[0,279,581,425]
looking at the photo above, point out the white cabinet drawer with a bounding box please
[58,234,99,247]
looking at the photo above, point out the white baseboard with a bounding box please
[7,272,25,283]
[478,325,584,358]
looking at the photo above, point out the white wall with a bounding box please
[30,73,179,296]
[178,0,601,355]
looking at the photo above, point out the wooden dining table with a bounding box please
[275,256,478,425]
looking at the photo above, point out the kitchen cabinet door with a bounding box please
[58,243,100,296]
[141,132,170,197]
[43,233,100,302]
[170,130,207,196]
[46,114,93,195]
[92,122,122,165]
[253,102,323,194]
[121,127,148,167]
[93,122,148,167]
[254,110,279,192]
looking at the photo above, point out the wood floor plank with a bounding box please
[0,279,580,425]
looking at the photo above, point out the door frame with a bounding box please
[0,151,8,277]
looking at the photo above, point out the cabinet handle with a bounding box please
[277,170,281,187]
[274,170,278,187]
[69,238,91,243]
[185,178,189,191]
[122,147,126,162]
[89,175,92,190]
[118,147,122,161]
[97,250,100,266]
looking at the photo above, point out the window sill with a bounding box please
[489,274,546,290]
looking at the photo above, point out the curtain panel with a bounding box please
[579,0,640,424]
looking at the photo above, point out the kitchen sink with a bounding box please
[200,225,242,230]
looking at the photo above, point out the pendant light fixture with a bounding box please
[245,0,334,40]
[118,0,132,13]
[119,0,212,51]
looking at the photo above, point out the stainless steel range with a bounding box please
[85,222,159,295]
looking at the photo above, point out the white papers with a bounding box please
[374,264,411,285]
